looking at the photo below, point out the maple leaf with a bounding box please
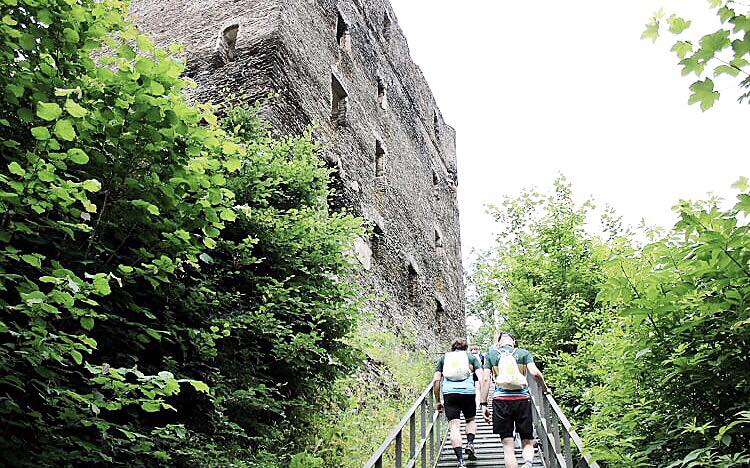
[668,15,691,34]
[642,18,660,43]
[730,14,750,33]
[719,6,736,24]
[688,78,719,111]
[680,55,705,76]
[671,41,693,60]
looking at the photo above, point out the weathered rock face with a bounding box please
[130,0,464,350]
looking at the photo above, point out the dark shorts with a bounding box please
[444,393,476,422]
[492,398,533,440]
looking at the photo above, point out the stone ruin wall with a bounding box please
[130,0,464,351]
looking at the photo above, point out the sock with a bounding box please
[453,447,463,461]
[467,433,475,444]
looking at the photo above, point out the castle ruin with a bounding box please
[130,0,464,349]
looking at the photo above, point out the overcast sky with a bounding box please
[389,0,749,266]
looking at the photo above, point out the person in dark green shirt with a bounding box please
[480,332,549,468]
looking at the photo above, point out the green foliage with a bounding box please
[303,328,434,468]
[0,0,362,465]
[471,178,750,467]
[643,2,750,109]
[470,176,607,412]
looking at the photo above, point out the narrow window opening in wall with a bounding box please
[435,298,445,333]
[336,11,351,51]
[331,75,348,126]
[375,140,386,178]
[432,169,440,200]
[217,24,239,64]
[374,140,386,193]
[377,77,387,111]
[407,262,419,302]
[370,223,384,259]
[433,112,440,141]
[383,13,392,41]
[435,228,444,255]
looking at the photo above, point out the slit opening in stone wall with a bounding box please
[435,227,444,255]
[336,11,351,51]
[435,297,445,333]
[377,77,387,110]
[432,169,440,200]
[370,223,384,259]
[375,140,385,178]
[217,23,239,64]
[331,75,348,126]
[433,112,440,141]
[383,12,392,41]
[407,261,419,302]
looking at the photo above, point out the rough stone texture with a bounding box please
[130,0,464,350]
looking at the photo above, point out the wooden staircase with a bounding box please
[436,405,543,468]
[364,377,598,468]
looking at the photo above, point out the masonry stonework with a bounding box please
[130,0,464,350]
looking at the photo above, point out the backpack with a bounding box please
[443,351,471,381]
[495,347,528,390]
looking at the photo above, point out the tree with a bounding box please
[469,177,606,411]
[0,0,362,465]
[643,1,750,110]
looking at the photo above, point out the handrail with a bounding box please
[363,382,446,468]
[527,373,599,468]
[365,374,599,468]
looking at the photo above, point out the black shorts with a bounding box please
[443,393,476,422]
[492,398,533,440]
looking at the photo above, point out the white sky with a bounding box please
[389,0,750,266]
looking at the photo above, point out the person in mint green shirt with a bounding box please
[433,338,483,468]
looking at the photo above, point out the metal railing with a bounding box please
[363,382,447,468]
[527,375,599,468]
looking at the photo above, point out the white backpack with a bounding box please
[495,347,528,390]
[443,351,471,381]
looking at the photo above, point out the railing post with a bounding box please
[428,394,435,464]
[551,411,561,468]
[374,457,382,468]
[542,397,552,467]
[420,399,427,468]
[395,431,403,468]
[410,413,416,461]
[435,407,442,461]
[563,430,573,468]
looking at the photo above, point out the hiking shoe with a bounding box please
[457,460,466,468]
[523,462,534,468]
[465,442,477,461]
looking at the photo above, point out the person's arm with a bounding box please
[481,355,492,420]
[433,371,443,412]
[527,362,550,394]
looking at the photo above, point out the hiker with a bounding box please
[434,338,483,468]
[480,332,550,468]
[469,344,485,407]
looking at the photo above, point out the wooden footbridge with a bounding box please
[364,376,598,468]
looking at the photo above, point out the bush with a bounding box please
[0,1,362,465]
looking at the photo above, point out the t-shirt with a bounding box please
[483,345,533,399]
[435,351,482,395]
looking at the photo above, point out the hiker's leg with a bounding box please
[517,399,535,465]
[493,399,517,467]
[521,439,535,465]
[444,394,464,462]
[449,418,462,447]
[448,418,464,462]
[465,416,477,436]
[502,437,518,468]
